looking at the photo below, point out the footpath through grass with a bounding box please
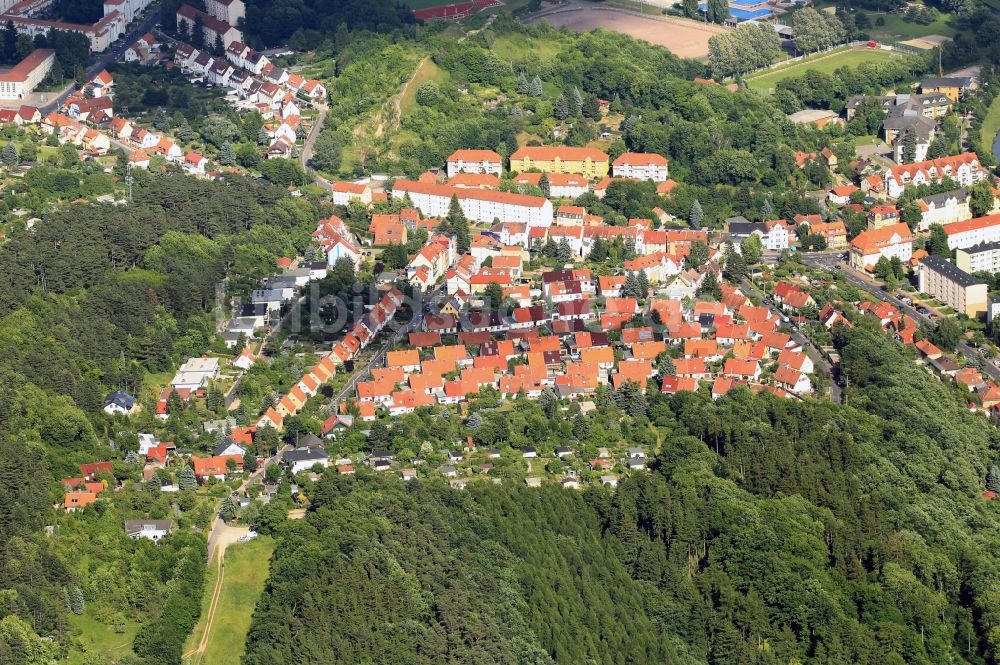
[979,94,1000,155]
[185,536,275,665]
[746,47,901,92]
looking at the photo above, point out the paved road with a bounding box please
[801,254,1000,383]
[37,9,162,115]
[330,286,447,407]
[741,277,842,403]
[300,105,332,191]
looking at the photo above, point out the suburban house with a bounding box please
[171,357,220,391]
[103,391,137,416]
[808,220,847,250]
[331,181,372,206]
[192,454,242,481]
[124,520,173,541]
[285,447,330,474]
[849,223,913,270]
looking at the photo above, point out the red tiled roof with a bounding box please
[612,152,668,166]
[511,146,609,162]
[447,149,502,163]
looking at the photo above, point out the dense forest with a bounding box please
[240,0,417,49]
[0,167,325,662]
[245,326,1000,664]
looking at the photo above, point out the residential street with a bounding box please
[800,254,1000,384]
[300,105,331,191]
[741,277,842,403]
[329,285,447,407]
[35,10,162,115]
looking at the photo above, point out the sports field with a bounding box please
[534,7,727,59]
[746,47,903,92]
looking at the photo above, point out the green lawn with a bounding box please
[65,610,141,664]
[979,93,1000,154]
[492,32,565,62]
[187,536,275,665]
[866,10,956,40]
[399,59,449,117]
[746,47,904,92]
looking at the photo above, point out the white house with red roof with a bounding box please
[331,181,372,207]
[446,149,502,177]
[611,152,669,182]
[849,223,913,270]
[883,152,985,199]
[183,151,208,175]
[943,214,1000,250]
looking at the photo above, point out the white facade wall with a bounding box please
[946,223,1000,250]
[393,186,553,227]
[612,163,668,182]
[446,158,502,177]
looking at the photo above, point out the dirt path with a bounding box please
[183,521,249,662]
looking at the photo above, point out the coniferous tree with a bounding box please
[517,72,529,94]
[192,15,205,47]
[724,247,748,281]
[179,465,198,490]
[1,141,17,165]
[71,587,85,615]
[690,199,704,230]
[220,496,239,522]
[218,142,237,166]
[656,352,677,376]
[571,87,583,116]
[554,94,569,121]
[588,237,608,262]
[988,465,1000,493]
[539,172,550,198]
[153,107,168,131]
[901,128,917,164]
[761,198,774,220]
[556,238,572,262]
[699,270,721,299]
[530,76,543,96]
[446,195,470,253]
[623,271,640,298]
[636,270,649,299]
